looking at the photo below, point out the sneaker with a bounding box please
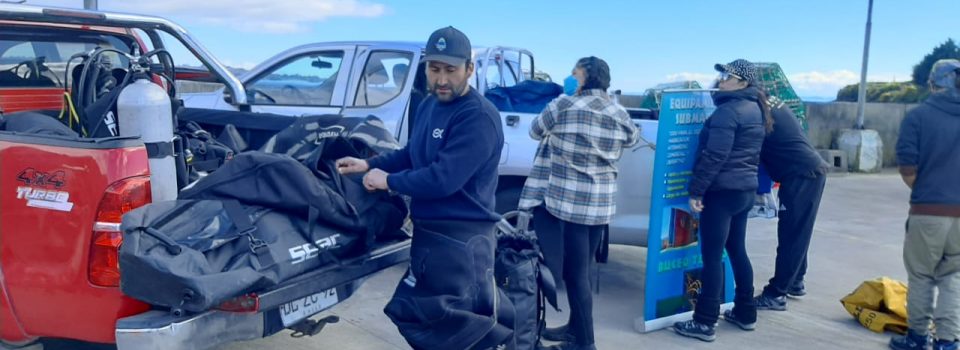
[722,309,757,331]
[541,324,576,343]
[935,339,959,350]
[755,294,788,311]
[673,319,716,342]
[889,331,931,350]
[787,282,807,299]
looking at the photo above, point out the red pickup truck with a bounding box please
[0,4,409,349]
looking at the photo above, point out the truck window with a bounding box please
[247,51,344,106]
[353,51,413,107]
[151,30,225,94]
[479,58,520,90]
[0,32,132,89]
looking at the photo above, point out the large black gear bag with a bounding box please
[119,199,359,314]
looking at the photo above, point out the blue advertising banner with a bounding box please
[635,90,735,332]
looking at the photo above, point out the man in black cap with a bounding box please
[337,26,512,349]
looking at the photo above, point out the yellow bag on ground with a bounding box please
[840,277,909,334]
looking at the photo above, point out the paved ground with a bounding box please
[18,172,911,350]
[212,172,913,350]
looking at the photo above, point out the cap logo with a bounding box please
[436,37,447,51]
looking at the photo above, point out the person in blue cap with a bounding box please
[336,26,513,349]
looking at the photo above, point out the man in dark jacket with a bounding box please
[889,59,960,350]
[753,96,830,311]
[337,27,513,350]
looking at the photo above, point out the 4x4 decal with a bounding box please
[17,168,67,188]
[15,168,73,212]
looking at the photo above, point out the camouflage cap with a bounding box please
[929,59,960,88]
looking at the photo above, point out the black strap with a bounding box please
[145,141,175,159]
[538,259,559,311]
[141,227,183,255]
[222,200,275,269]
[134,201,201,256]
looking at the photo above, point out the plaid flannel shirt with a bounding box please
[518,89,640,225]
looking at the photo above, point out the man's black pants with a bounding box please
[762,170,827,298]
[383,219,515,350]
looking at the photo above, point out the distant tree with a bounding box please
[912,38,960,86]
[836,82,925,103]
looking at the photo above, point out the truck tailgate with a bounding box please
[115,238,410,350]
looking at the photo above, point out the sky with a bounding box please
[21,0,960,99]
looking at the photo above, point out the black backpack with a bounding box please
[495,218,559,350]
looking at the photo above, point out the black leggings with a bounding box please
[693,190,757,325]
[533,206,603,346]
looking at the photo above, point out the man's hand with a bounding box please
[689,197,704,213]
[901,174,916,189]
[363,168,390,191]
[336,157,369,175]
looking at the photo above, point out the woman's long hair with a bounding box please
[751,83,775,134]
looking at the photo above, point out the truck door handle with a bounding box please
[506,115,520,127]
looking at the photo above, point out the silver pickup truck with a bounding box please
[182,42,659,247]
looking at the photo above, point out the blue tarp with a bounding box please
[485,80,563,114]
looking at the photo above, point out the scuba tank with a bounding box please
[117,56,177,202]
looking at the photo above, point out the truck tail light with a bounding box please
[217,293,260,313]
[89,176,151,287]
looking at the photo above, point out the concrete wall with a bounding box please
[618,96,917,168]
[804,102,918,167]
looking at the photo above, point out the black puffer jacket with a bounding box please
[689,86,766,197]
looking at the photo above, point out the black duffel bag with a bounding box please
[119,199,359,314]
[178,152,366,233]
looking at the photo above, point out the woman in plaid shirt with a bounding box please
[518,56,639,350]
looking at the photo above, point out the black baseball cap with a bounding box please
[424,26,472,66]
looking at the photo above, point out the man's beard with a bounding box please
[431,80,468,102]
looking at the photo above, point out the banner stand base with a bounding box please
[634,303,733,333]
